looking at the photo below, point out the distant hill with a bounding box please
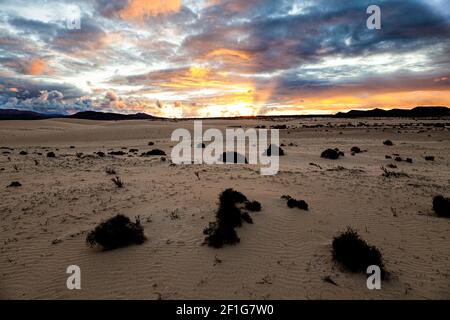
[1,106,449,120]
[335,106,450,118]
[68,111,160,121]
[0,109,61,120]
[0,109,160,121]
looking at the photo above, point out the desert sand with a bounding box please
[1,117,450,299]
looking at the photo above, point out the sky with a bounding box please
[0,0,449,118]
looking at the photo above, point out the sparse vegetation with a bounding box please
[351,146,361,154]
[109,151,126,156]
[204,189,259,248]
[381,166,409,178]
[47,152,55,158]
[383,140,394,146]
[425,156,435,161]
[216,189,248,228]
[7,181,21,187]
[332,227,386,277]
[219,152,248,164]
[19,151,27,155]
[271,124,287,129]
[264,144,285,156]
[86,214,146,250]
[283,195,309,210]
[141,149,166,156]
[111,176,124,188]
[321,148,344,160]
[433,195,450,218]
[169,210,180,220]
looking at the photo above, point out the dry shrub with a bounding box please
[332,227,386,277]
[205,189,259,248]
[86,214,146,250]
[433,195,450,218]
[321,148,344,160]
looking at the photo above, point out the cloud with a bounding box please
[1,0,450,117]
[105,91,119,101]
[27,58,49,75]
[119,0,181,21]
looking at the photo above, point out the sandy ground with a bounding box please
[1,117,450,299]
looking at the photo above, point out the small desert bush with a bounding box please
[204,189,259,248]
[381,166,409,178]
[283,195,309,211]
[264,144,285,156]
[47,152,55,158]
[141,149,166,156]
[7,181,21,187]
[351,146,361,154]
[111,176,124,188]
[216,189,248,228]
[86,214,146,250]
[321,148,344,160]
[219,152,248,164]
[433,195,450,218]
[383,140,394,146]
[332,227,386,277]
[109,151,126,156]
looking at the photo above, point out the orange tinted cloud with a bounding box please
[207,49,251,60]
[119,0,181,21]
[26,58,48,75]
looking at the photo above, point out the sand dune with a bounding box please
[1,118,450,299]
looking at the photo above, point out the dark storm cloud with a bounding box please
[0,76,87,113]
[182,0,450,74]
[0,77,85,99]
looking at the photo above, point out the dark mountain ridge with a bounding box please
[1,106,449,120]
